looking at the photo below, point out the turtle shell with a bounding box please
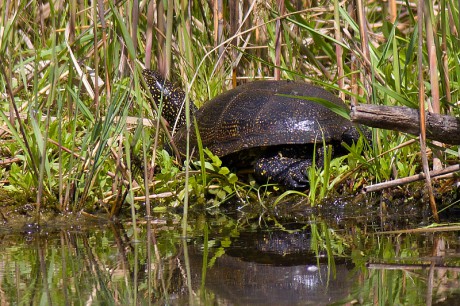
[173,80,354,157]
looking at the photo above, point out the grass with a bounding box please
[0,0,459,219]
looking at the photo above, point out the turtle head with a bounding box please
[142,69,196,128]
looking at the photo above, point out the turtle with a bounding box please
[142,69,362,189]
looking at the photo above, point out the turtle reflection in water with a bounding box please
[143,69,362,189]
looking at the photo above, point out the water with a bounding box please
[0,202,459,305]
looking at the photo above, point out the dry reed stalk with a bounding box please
[274,0,285,80]
[356,0,371,98]
[144,0,155,68]
[333,0,344,100]
[388,0,397,23]
[165,0,174,77]
[441,1,452,112]
[214,0,224,70]
[425,1,442,171]
[417,1,439,222]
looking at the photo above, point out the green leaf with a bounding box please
[374,83,416,107]
[277,94,350,119]
[227,173,238,185]
[223,185,233,194]
[218,167,230,175]
[108,2,136,61]
[204,148,222,167]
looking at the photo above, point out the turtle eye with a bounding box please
[155,80,171,96]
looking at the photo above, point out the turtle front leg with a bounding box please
[254,155,313,189]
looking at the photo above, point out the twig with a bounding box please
[367,262,460,271]
[364,164,460,193]
[0,157,22,166]
[376,224,460,234]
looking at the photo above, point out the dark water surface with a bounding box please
[0,202,459,305]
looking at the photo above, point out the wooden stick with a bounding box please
[376,225,460,235]
[364,164,460,193]
[350,104,460,145]
[367,263,460,271]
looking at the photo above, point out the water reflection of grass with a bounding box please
[346,230,460,305]
[1,215,459,305]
